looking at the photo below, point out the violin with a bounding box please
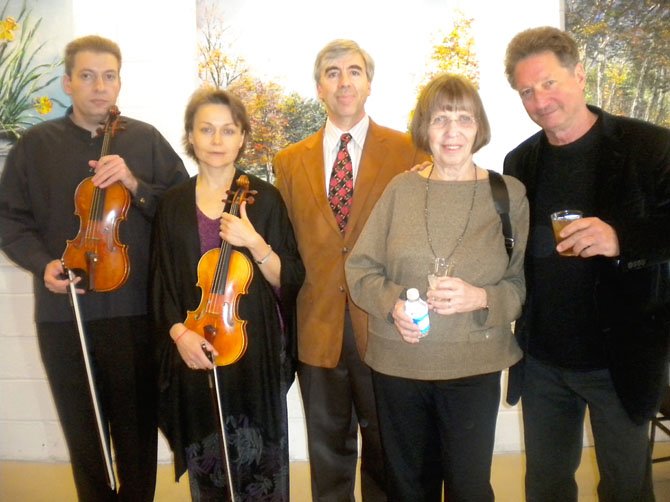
[187,176,258,500]
[62,106,130,292]
[58,106,129,493]
[184,174,258,366]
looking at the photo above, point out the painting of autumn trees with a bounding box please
[410,12,479,129]
[420,14,479,90]
[197,0,669,179]
[197,1,325,180]
[196,1,479,181]
[566,0,669,127]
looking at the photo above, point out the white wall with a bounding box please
[3,0,637,469]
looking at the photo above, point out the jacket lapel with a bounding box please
[346,121,387,238]
[302,129,343,235]
[594,109,626,219]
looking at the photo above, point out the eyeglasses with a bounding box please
[429,114,477,129]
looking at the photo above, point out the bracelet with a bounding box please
[254,245,272,265]
[172,327,188,344]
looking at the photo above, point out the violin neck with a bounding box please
[100,126,114,158]
[89,124,113,215]
[90,125,118,218]
[210,180,248,295]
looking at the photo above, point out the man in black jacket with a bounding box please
[503,26,670,501]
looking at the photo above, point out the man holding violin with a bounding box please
[0,35,187,501]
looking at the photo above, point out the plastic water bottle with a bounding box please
[405,288,430,336]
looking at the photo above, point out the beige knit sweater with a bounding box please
[345,171,529,380]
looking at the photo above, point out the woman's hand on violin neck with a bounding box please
[219,202,275,267]
[219,201,262,250]
[220,201,282,287]
[171,324,217,370]
[44,259,84,294]
[89,154,139,195]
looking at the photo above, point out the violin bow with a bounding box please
[64,265,117,491]
[203,345,236,501]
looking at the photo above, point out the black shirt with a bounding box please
[528,119,606,369]
[0,111,188,322]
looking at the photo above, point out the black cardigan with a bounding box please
[150,171,305,478]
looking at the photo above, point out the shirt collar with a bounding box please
[324,115,369,151]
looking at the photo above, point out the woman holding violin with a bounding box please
[151,87,304,501]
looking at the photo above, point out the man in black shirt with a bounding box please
[0,35,187,501]
[504,27,670,501]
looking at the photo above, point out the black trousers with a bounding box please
[373,370,501,502]
[298,310,386,501]
[37,316,157,502]
[522,355,654,502]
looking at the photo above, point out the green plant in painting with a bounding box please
[0,1,64,139]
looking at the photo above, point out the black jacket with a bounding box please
[504,105,670,424]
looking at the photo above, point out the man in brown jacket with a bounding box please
[274,39,429,501]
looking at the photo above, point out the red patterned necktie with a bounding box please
[328,133,353,232]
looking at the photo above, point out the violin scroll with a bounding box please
[223,175,257,213]
[95,106,126,140]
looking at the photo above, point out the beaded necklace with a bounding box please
[423,163,478,265]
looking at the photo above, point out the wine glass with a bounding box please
[427,257,454,289]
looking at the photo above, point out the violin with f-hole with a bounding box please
[62,105,130,292]
[186,174,258,501]
[184,174,257,366]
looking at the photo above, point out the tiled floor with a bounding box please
[2,443,669,501]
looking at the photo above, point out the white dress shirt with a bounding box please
[322,115,369,195]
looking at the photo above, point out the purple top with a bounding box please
[196,204,284,329]
[196,206,221,255]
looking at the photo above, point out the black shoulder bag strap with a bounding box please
[488,169,514,260]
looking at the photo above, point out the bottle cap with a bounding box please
[406,288,420,301]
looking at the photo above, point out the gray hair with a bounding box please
[313,39,375,84]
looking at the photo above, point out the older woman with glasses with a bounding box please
[345,74,529,502]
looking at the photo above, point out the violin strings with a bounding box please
[86,133,112,245]
[207,192,242,313]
